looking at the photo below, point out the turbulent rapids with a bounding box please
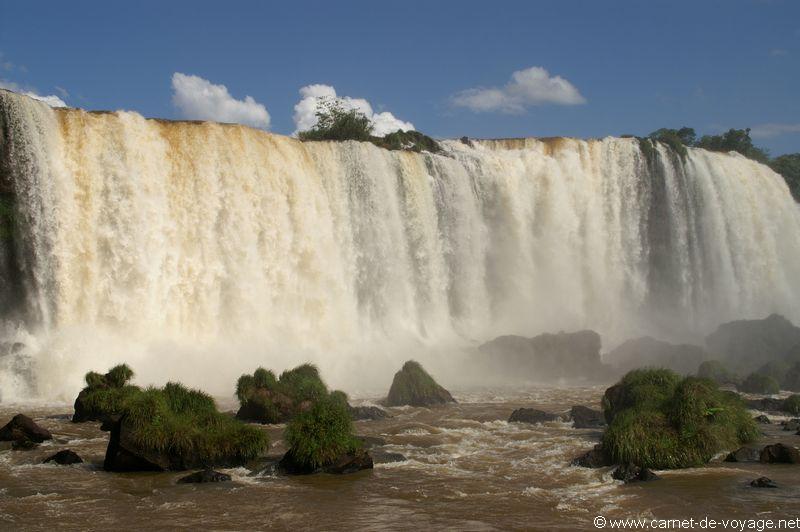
[1,89,800,401]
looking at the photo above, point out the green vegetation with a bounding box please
[648,128,695,159]
[283,394,361,470]
[739,372,780,394]
[297,97,441,153]
[73,364,141,422]
[696,360,737,386]
[783,394,800,416]
[386,360,455,407]
[123,382,268,464]
[602,369,758,469]
[769,154,800,201]
[695,128,769,164]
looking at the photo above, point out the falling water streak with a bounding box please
[1,90,800,401]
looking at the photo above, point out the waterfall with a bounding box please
[2,89,800,401]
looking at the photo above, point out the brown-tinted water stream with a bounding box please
[1,387,798,531]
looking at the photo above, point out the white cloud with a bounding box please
[451,66,586,113]
[750,123,800,139]
[171,72,271,129]
[0,79,67,107]
[293,83,414,137]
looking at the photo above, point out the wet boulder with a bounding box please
[43,449,83,465]
[612,463,660,483]
[571,444,612,468]
[386,361,455,407]
[570,405,605,428]
[371,449,407,464]
[0,414,52,444]
[782,419,800,432]
[753,415,771,424]
[278,447,373,475]
[724,447,761,463]
[750,477,778,488]
[744,397,787,413]
[759,443,800,464]
[349,405,390,421]
[508,408,559,425]
[178,469,232,483]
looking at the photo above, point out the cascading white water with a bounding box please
[1,89,799,401]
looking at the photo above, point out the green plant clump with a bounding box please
[298,98,373,142]
[283,394,361,470]
[602,369,758,469]
[739,372,781,394]
[123,382,268,464]
[372,130,441,153]
[74,363,141,421]
[386,360,455,407]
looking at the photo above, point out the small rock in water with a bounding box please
[11,439,38,451]
[782,418,800,432]
[43,449,83,465]
[372,449,407,464]
[571,444,612,468]
[508,408,559,425]
[0,414,53,443]
[569,405,605,428]
[178,469,232,483]
[612,463,660,483]
[725,447,761,463]
[753,415,771,424]
[349,405,390,421]
[278,448,374,475]
[759,443,800,464]
[750,476,778,488]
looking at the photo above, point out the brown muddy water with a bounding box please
[1,386,799,531]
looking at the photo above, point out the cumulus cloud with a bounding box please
[451,66,586,113]
[0,79,67,107]
[750,123,800,139]
[171,72,271,129]
[293,84,414,137]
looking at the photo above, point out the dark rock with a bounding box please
[606,336,708,375]
[235,389,295,424]
[571,444,613,468]
[724,447,761,462]
[386,361,455,407]
[745,397,787,413]
[706,314,800,374]
[355,435,387,449]
[372,450,407,464]
[612,463,660,483]
[11,439,38,450]
[479,330,610,382]
[43,449,83,465]
[0,414,52,443]
[750,476,778,488]
[570,405,605,428]
[277,447,373,475]
[349,405,390,421]
[753,415,771,424]
[508,408,559,425]
[759,443,800,464]
[177,469,231,483]
[782,419,800,431]
[99,414,121,432]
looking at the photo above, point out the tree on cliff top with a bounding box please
[297,98,373,142]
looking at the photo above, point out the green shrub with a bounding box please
[124,382,267,464]
[105,364,134,387]
[386,360,455,407]
[601,369,758,469]
[372,130,441,153]
[236,363,332,423]
[298,98,373,142]
[74,364,141,421]
[739,372,780,394]
[697,360,737,385]
[283,395,360,469]
[278,363,327,403]
[784,395,800,415]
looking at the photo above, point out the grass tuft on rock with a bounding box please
[602,369,758,469]
[73,364,141,422]
[283,394,361,470]
[123,382,267,464]
[739,372,780,394]
[386,360,455,407]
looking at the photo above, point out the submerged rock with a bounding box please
[570,405,605,428]
[725,447,761,463]
[0,414,52,444]
[750,476,778,488]
[753,414,771,424]
[43,449,83,465]
[277,448,374,475]
[349,405,390,421]
[612,463,660,483]
[759,443,800,464]
[11,439,38,450]
[372,449,407,464]
[782,419,800,431]
[508,408,559,425]
[178,469,232,483]
[571,444,612,468]
[386,360,455,407]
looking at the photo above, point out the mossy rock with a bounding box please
[601,370,758,469]
[235,363,330,424]
[386,360,455,407]
[104,382,268,471]
[73,364,141,423]
[739,373,780,394]
[370,130,441,153]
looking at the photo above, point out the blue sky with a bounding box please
[1,0,798,154]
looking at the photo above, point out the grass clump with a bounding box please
[372,130,441,153]
[602,369,758,469]
[386,360,455,407]
[283,394,361,470]
[739,372,780,394]
[696,360,738,386]
[123,382,268,465]
[73,364,141,422]
[783,395,800,416]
